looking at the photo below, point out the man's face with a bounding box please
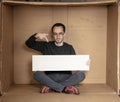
[52,26,65,44]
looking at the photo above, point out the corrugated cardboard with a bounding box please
[0,0,119,97]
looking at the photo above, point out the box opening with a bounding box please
[0,0,119,95]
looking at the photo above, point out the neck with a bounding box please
[55,42,63,46]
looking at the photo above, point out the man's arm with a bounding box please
[70,45,76,55]
[25,33,49,52]
[35,33,49,42]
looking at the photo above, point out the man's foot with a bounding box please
[40,86,51,93]
[64,86,80,95]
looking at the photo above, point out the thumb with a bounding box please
[44,34,49,42]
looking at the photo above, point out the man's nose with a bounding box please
[56,34,60,37]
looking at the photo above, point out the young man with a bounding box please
[25,23,85,95]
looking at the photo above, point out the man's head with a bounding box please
[51,23,66,45]
[51,23,65,33]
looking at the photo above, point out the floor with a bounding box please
[0,84,120,102]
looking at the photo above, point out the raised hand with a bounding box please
[35,33,49,42]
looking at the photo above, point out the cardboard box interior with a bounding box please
[0,0,120,95]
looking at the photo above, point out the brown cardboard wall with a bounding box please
[1,5,14,92]
[67,6,107,84]
[106,4,118,92]
[0,0,2,94]
[118,4,120,95]
[14,6,107,84]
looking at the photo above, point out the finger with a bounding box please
[44,36,49,42]
[46,33,49,36]
[43,33,48,37]
[86,60,90,66]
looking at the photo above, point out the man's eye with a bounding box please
[59,32,64,35]
[53,32,64,35]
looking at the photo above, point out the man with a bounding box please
[25,23,85,95]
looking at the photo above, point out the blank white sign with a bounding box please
[32,55,90,71]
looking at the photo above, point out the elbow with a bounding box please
[25,40,30,48]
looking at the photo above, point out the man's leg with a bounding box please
[60,71,85,87]
[34,71,65,92]
[34,71,85,94]
[59,71,85,94]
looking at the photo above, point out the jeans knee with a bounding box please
[77,71,86,81]
[34,71,41,79]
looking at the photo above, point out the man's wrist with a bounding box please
[34,33,38,38]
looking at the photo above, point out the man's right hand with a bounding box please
[35,33,49,42]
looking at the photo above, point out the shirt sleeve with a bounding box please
[25,34,47,53]
[70,45,76,55]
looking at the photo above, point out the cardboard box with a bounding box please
[0,0,120,100]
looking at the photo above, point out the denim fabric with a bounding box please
[34,71,85,92]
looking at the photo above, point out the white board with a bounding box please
[32,55,90,71]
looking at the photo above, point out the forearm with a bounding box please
[25,33,49,53]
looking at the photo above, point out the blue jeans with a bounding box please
[34,71,85,92]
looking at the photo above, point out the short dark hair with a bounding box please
[51,23,66,33]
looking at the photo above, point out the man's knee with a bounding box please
[34,71,42,79]
[77,71,86,81]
